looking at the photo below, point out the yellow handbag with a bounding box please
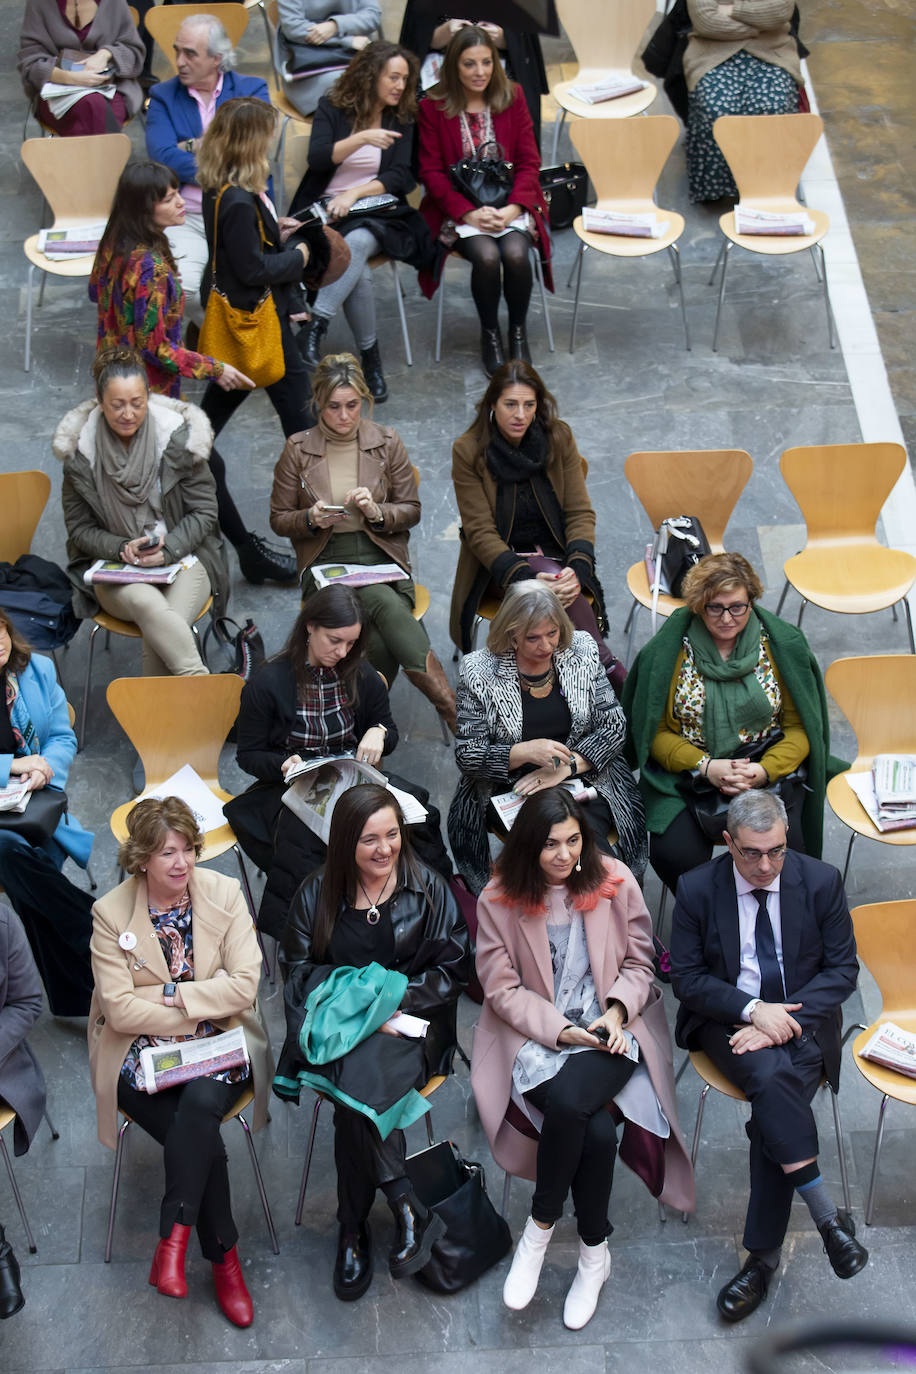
[199,186,286,389]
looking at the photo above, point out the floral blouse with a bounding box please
[673,631,781,750]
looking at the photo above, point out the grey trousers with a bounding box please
[312,225,381,349]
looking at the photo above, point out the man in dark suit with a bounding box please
[671,790,867,1322]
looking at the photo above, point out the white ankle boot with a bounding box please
[502,1217,554,1310]
[563,1238,611,1329]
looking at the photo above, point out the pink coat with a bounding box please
[471,862,695,1213]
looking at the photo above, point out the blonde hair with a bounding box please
[681,553,764,615]
[197,96,277,194]
[311,353,374,416]
[487,580,574,657]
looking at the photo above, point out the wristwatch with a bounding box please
[568,755,578,777]
[183,138,195,152]
[163,982,178,1007]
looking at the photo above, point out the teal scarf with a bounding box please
[685,610,773,757]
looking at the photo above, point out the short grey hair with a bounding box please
[486,580,574,657]
[180,15,237,72]
[727,790,787,836]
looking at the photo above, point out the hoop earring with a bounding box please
[489,409,495,424]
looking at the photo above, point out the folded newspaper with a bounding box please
[873,753,916,808]
[310,562,408,590]
[491,779,598,831]
[0,780,32,814]
[139,1026,249,1094]
[568,72,646,104]
[582,208,669,239]
[859,1021,916,1080]
[282,754,427,844]
[846,771,916,832]
[38,221,108,260]
[734,205,815,236]
[39,81,117,120]
[83,555,198,586]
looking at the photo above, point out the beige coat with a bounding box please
[471,863,694,1212]
[684,0,802,91]
[88,869,272,1150]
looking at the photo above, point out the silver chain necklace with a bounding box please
[358,868,394,924]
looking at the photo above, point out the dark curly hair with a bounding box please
[329,40,419,130]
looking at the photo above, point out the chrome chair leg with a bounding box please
[43,1108,59,1140]
[902,596,916,653]
[0,1132,36,1252]
[390,260,413,365]
[501,1171,511,1217]
[105,1116,131,1262]
[551,106,566,165]
[828,1084,851,1214]
[708,240,726,287]
[569,243,586,354]
[711,242,732,352]
[775,578,791,616]
[864,1093,890,1225]
[684,1083,710,1222]
[841,831,856,887]
[668,243,691,351]
[531,249,554,352]
[78,621,101,750]
[295,1095,323,1226]
[817,243,836,348]
[434,266,445,362]
[237,1112,280,1254]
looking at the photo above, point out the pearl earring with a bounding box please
[575,859,582,872]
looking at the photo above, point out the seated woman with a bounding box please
[451,360,622,688]
[275,783,468,1301]
[684,0,803,202]
[56,346,228,678]
[473,789,693,1328]
[417,25,551,376]
[290,41,433,402]
[448,581,646,896]
[0,612,94,1017]
[18,0,144,136]
[277,0,380,117]
[88,797,271,1326]
[270,352,456,731]
[621,552,840,895]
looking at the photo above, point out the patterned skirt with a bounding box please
[686,50,800,203]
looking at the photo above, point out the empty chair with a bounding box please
[0,472,51,564]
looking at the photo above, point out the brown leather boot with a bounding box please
[405,651,457,734]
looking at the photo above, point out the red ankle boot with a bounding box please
[148,1223,191,1298]
[212,1246,253,1327]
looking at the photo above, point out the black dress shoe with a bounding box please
[507,325,531,364]
[819,1215,868,1279]
[0,1227,25,1319]
[236,533,297,585]
[333,1222,372,1301]
[360,341,388,403]
[387,1191,446,1278]
[480,328,506,377]
[715,1255,772,1323]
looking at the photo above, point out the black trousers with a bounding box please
[524,1049,636,1245]
[695,1021,826,1252]
[651,798,807,896]
[333,1104,408,1229]
[0,834,94,1016]
[117,1075,246,1260]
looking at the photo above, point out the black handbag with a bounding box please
[0,786,68,847]
[406,1140,512,1293]
[202,616,266,682]
[538,161,588,230]
[449,140,514,209]
[640,0,691,123]
[650,516,711,599]
[284,35,353,75]
[676,731,808,841]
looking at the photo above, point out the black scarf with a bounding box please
[485,418,549,483]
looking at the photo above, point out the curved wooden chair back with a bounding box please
[21,133,131,227]
[712,113,824,207]
[570,115,679,205]
[780,443,907,544]
[105,673,243,790]
[145,3,250,71]
[824,656,916,770]
[625,449,753,551]
[851,901,916,1022]
[128,6,139,27]
[0,470,51,563]
[557,0,655,70]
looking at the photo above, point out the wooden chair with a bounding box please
[144,3,250,72]
[849,900,916,1224]
[709,114,833,352]
[823,656,916,884]
[0,1102,59,1253]
[550,0,657,163]
[684,1050,851,1224]
[21,134,132,372]
[105,1085,279,1259]
[775,443,916,650]
[567,116,689,353]
[294,1075,446,1225]
[78,598,214,749]
[622,448,754,663]
[0,471,51,564]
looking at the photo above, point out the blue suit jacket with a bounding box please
[670,849,858,1088]
[146,71,272,187]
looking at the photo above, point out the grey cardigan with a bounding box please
[18,0,145,115]
[0,904,47,1156]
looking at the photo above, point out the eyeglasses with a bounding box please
[730,841,787,863]
[705,602,750,620]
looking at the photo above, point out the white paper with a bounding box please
[385,1011,429,1038]
[582,207,668,239]
[734,205,815,236]
[568,72,646,104]
[454,214,529,240]
[140,763,229,835]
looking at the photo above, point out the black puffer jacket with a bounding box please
[277,861,470,1093]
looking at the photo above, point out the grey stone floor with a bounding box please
[1,3,915,1371]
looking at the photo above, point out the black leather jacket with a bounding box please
[278,860,469,1084]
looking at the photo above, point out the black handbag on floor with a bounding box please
[406,1141,511,1293]
[538,162,588,230]
[202,617,266,682]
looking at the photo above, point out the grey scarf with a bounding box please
[94,409,162,540]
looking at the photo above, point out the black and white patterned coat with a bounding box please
[447,632,647,894]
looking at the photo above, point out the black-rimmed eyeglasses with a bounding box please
[705,602,750,619]
[730,841,787,863]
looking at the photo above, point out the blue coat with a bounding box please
[0,656,93,868]
[146,71,272,187]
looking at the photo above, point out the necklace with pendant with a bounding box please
[358,868,394,924]
[518,663,556,699]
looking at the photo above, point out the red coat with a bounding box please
[417,86,553,298]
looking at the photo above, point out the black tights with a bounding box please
[456,230,532,330]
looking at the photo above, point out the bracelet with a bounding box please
[568,755,578,777]
[373,723,388,737]
[700,754,711,776]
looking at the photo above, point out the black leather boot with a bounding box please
[387,1190,446,1278]
[236,533,297,585]
[480,327,506,377]
[360,341,388,403]
[508,325,531,364]
[0,1226,24,1319]
[333,1222,373,1301]
[297,314,329,367]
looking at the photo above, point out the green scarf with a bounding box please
[685,609,774,757]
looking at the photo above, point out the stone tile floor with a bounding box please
[0,2,914,1371]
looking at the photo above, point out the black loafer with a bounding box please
[715,1255,772,1323]
[387,1191,446,1278]
[818,1215,868,1279]
[333,1222,372,1302]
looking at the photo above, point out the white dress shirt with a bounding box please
[733,865,785,1020]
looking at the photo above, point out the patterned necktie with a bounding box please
[751,888,786,1003]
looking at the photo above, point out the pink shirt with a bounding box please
[325,142,382,196]
[180,73,224,214]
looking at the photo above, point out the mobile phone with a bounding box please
[590,1025,610,1044]
[323,504,347,514]
[137,537,159,551]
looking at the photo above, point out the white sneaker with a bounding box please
[502,1216,555,1310]
[563,1239,611,1329]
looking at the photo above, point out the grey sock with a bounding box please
[795,1172,838,1229]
